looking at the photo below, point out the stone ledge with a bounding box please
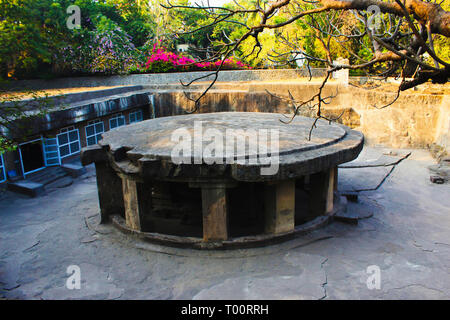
[1,69,328,90]
[110,213,333,250]
[61,163,87,178]
[7,181,45,197]
[106,190,346,250]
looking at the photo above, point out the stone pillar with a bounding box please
[264,180,295,234]
[309,167,335,217]
[201,183,229,242]
[327,167,336,214]
[121,176,151,231]
[95,162,124,224]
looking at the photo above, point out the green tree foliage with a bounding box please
[3,0,446,79]
[0,0,154,79]
[0,0,65,79]
[168,0,448,76]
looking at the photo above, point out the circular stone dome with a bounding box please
[100,112,347,161]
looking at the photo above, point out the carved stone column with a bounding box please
[121,176,151,231]
[95,162,124,224]
[201,185,229,241]
[264,179,295,234]
[309,167,335,217]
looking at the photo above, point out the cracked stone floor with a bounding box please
[0,146,449,300]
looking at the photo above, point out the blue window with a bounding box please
[57,129,80,158]
[85,120,104,146]
[109,114,126,130]
[0,153,5,182]
[129,110,143,124]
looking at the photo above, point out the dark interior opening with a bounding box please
[142,181,203,237]
[295,176,313,225]
[228,183,265,237]
[137,176,321,239]
[20,141,45,174]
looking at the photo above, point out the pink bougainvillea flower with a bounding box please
[145,46,250,72]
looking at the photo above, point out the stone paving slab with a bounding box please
[0,147,449,300]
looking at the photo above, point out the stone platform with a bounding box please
[81,112,364,248]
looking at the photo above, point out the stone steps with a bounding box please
[26,166,69,185]
[7,164,86,197]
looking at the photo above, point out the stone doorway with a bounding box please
[19,139,45,175]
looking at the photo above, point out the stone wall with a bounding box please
[147,81,449,152]
[337,87,447,149]
[434,95,450,152]
[2,69,327,90]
